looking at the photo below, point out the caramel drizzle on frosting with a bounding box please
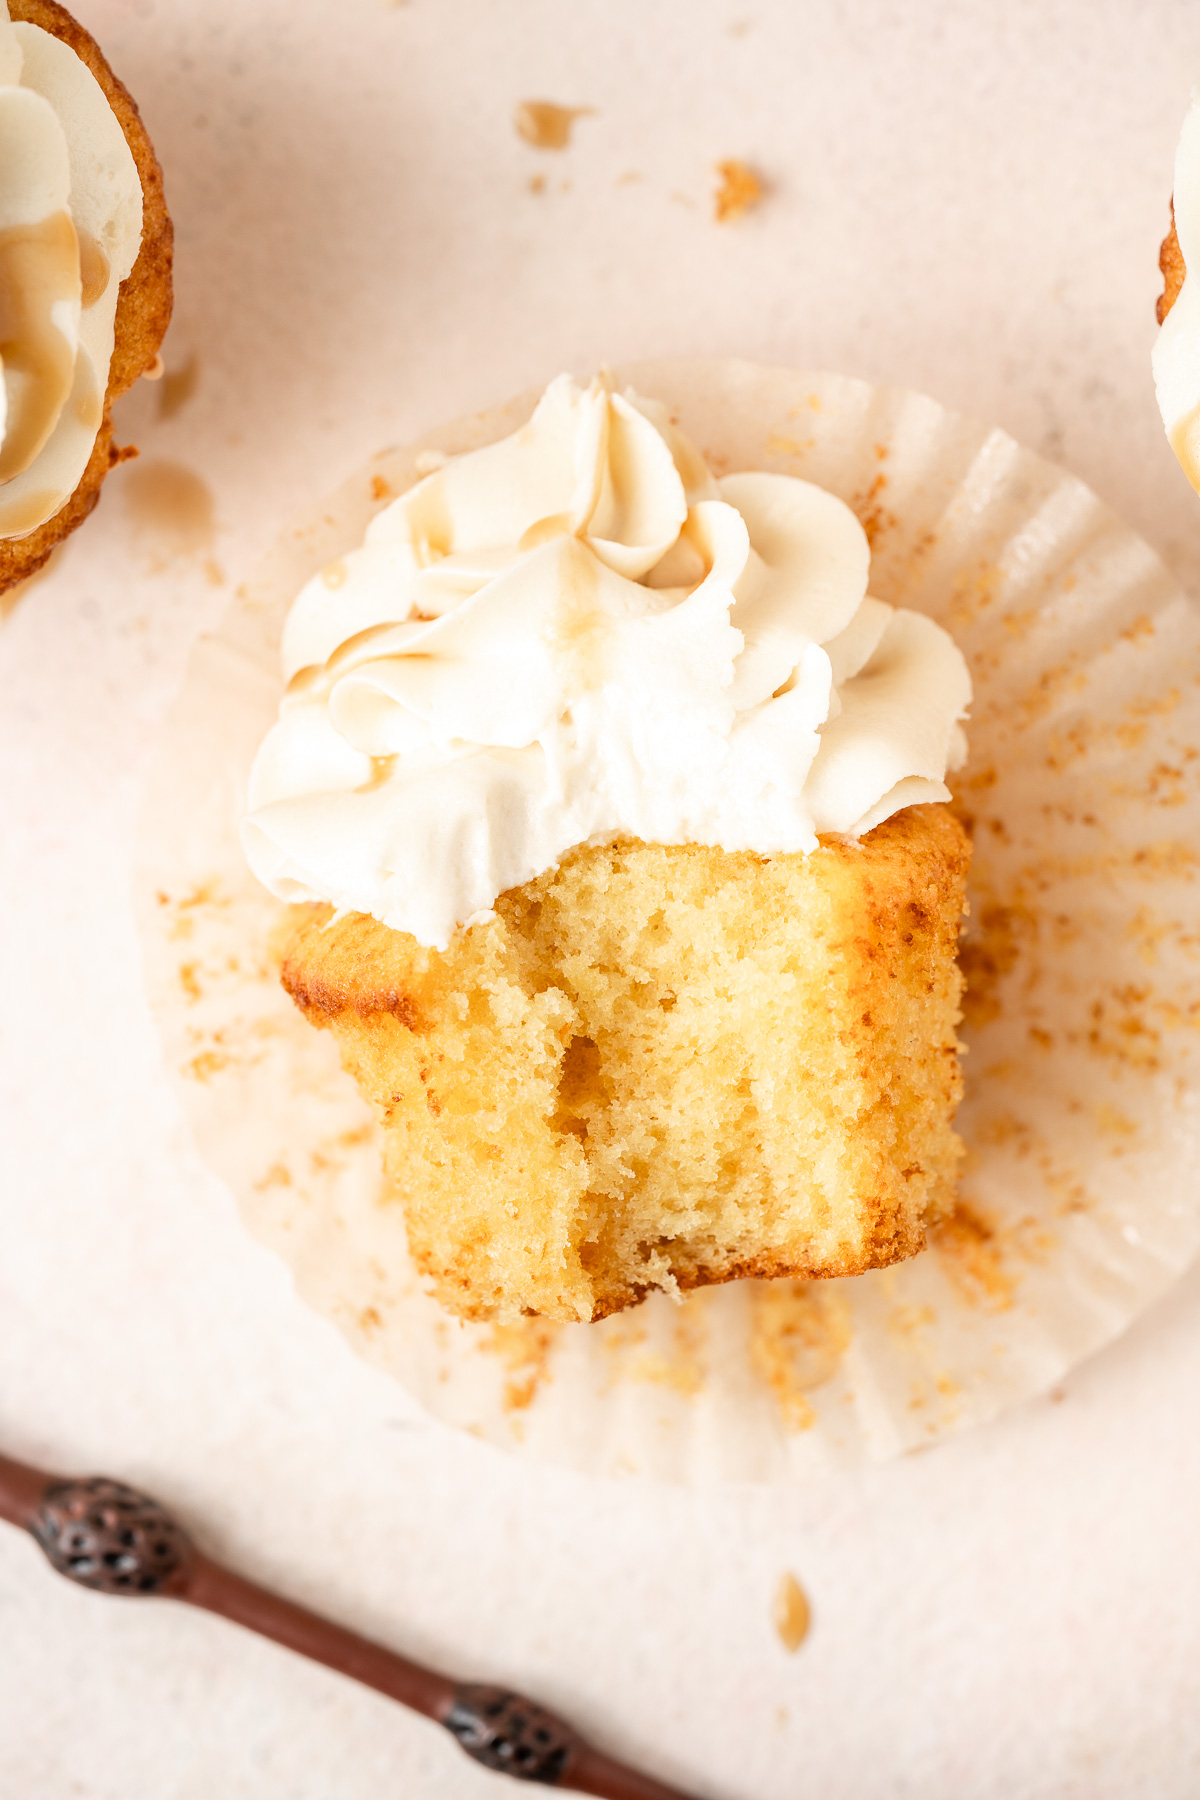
[0,208,79,482]
[76,229,109,309]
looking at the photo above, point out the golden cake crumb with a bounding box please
[279,805,970,1324]
[514,100,593,150]
[773,1573,811,1653]
[714,159,763,222]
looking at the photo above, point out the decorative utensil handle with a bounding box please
[0,1453,694,1798]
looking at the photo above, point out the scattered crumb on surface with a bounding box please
[958,900,1036,1030]
[767,431,810,459]
[484,1317,561,1413]
[528,173,546,195]
[932,1202,1016,1311]
[714,159,763,222]
[887,1302,936,1340]
[773,1573,811,1653]
[851,461,896,550]
[253,1162,293,1192]
[514,100,593,150]
[750,1281,852,1431]
[184,1043,232,1083]
[603,1298,708,1397]
[156,879,230,942]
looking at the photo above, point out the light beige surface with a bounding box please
[4,2,1200,1797]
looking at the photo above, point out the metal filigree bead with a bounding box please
[30,1477,193,1597]
[444,1683,576,1785]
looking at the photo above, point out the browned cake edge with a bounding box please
[0,0,174,593]
[1159,201,1185,326]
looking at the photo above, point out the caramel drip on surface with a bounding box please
[0,210,79,482]
[76,231,109,309]
[514,100,593,150]
[122,460,215,554]
[159,352,200,420]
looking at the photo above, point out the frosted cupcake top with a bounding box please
[242,374,972,949]
[0,4,142,538]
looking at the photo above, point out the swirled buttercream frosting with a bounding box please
[0,4,142,538]
[243,375,972,949]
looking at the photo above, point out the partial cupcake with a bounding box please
[243,374,972,1324]
[1154,93,1200,487]
[0,0,172,592]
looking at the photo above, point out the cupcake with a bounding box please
[0,0,172,593]
[241,374,972,1324]
[141,363,1200,1467]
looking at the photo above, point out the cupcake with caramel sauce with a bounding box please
[0,0,171,593]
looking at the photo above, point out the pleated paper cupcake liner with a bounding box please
[135,362,1200,1481]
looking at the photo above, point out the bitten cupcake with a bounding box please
[241,374,972,1325]
[0,0,172,592]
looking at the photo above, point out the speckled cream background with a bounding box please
[3,2,1200,1796]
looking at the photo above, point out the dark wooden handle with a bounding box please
[0,1452,697,1799]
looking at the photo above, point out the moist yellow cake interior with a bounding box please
[280,803,970,1324]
